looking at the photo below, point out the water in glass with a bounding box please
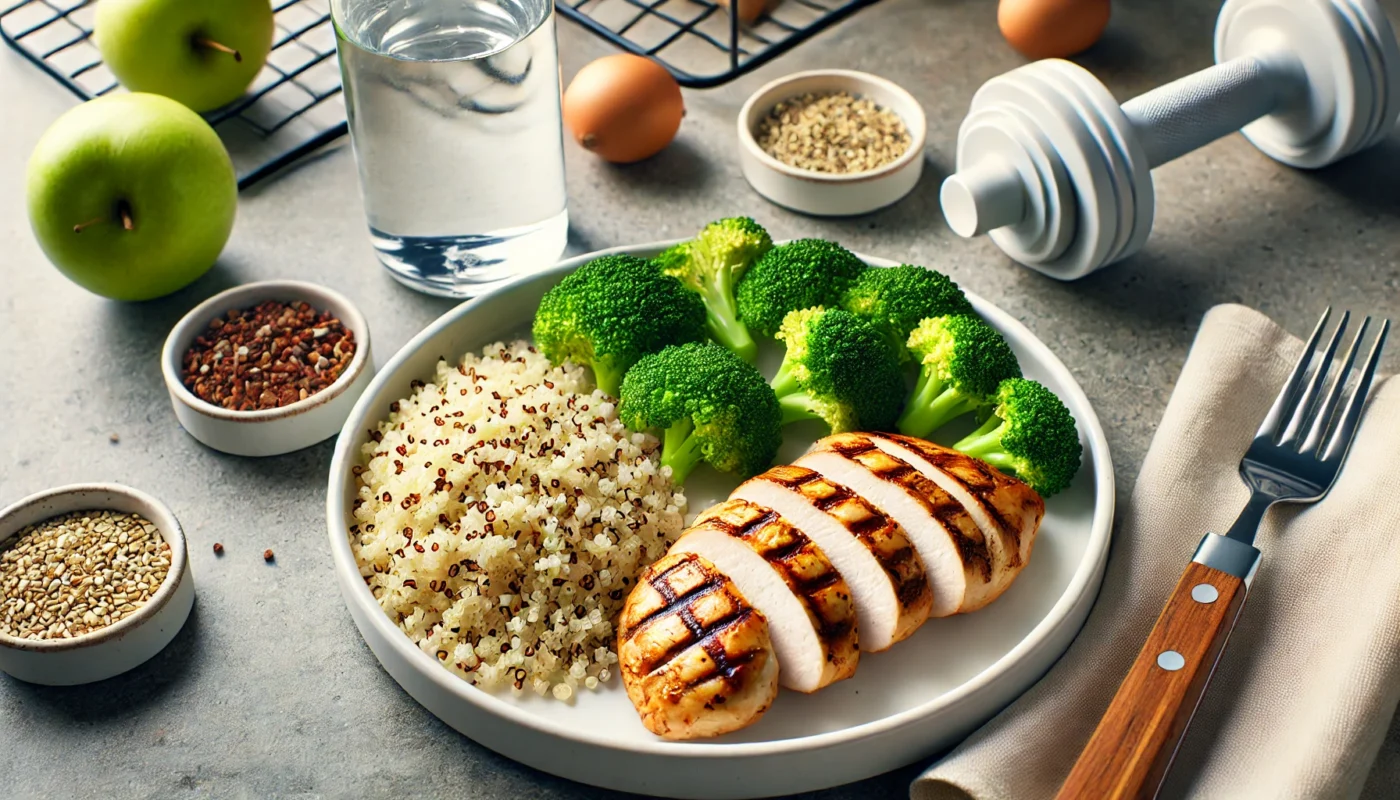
[332,0,568,297]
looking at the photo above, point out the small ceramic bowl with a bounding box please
[737,69,927,216]
[161,280,375,457]
[0,484,194,686]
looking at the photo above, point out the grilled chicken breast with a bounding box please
[618,551,780,740]
[730,465,933,652]
[866,433,1044,604]
[674,499,859,693]
[798,433,994,616]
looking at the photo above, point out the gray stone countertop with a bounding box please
[3,0,1400,796]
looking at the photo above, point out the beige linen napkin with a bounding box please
[914,304,1400,800]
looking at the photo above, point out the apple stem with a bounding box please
[195,36,243,62]
[118,200,134,232]
[72,217,104,234]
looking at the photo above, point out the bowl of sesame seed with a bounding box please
[0,483,193,686]
[160,280,376,457]
[737,69,927,217]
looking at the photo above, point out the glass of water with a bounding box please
[331,0,568,298]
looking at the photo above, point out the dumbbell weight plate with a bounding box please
[1040,60,1155,267]
[1217,0,1367,167]
[970,64,1119,279]
[1336,0,1400,150]
[1024,66,1134,268]
[955,109,1076,263]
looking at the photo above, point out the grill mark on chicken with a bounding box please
[707,503,854,642]
[822,434,995,582]
[762,465,929,611]
[646,566,754,682]
[883,434,1025,566]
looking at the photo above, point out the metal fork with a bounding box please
[1058,308,1391,800]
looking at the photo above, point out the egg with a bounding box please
[998,0,1111,60]
[717,0,776,24]
[563,54,685,164]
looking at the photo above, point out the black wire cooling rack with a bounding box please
[1,0,348,190]
[3,0,877,188]
[559,0,879,88]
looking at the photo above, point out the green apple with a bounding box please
[94,0,275,113]
[26,93,238,302]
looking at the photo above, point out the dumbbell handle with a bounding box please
[1122,49,1305,168]
[942,48,1307,238]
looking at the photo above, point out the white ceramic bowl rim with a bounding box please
[737,69,929,184]
[161,280,373,423]
[0,483,189,652]
[326,241,1114,758]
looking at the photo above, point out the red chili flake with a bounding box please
[403,579,417,589]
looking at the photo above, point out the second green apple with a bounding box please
[95,0,275,113]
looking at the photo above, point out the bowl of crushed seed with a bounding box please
[161,280,375,457]
[0,483,193,686]
[737,69,926,216]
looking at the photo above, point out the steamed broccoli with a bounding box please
[841,265,974,359]
[953,377,1082,497]
[896,315,1021,439]
[770,307,905,433]
[618,342,782,483]
[736,239,868,338]
[655,217,773,363]
[532,254,707,397]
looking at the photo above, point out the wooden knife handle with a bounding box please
[1056,560,1249,800]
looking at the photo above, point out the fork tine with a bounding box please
[1257,307,1331,440]
[1323,319,1390,461]
[1281,311,1350,447]
[1302,317,1370,455]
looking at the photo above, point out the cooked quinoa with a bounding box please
[349,341,686,699]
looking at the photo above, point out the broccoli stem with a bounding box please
[592,362,627,398]
[661,418,705,483]
[776,393,823,426]
[770,358,801,397]
[953,416,1009,465]
[698,276,757,362]
[896,372,981,439]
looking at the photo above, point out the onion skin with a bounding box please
[563,54,685,164]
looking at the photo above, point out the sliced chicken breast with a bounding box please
[618,550,779,740]
[866,433,1044,603]
[675,499,859,693]
[798,433,996,616]
[731,465,932,652]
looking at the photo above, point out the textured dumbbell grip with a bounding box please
[1122,53,1301,168]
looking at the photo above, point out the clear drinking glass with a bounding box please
[331,0,568,298]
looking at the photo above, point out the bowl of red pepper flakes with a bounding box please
[160,281,375,457]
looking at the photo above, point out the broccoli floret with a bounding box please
[533,254,707,397]
[619,342,782,483]
[841,265,974,359]
[897,315,1021,439]
[736,239,868,338]
[953,377,1082,497]
[655,217,773,363]
[770,307,905,433]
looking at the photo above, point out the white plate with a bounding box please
[326,244,1114,799]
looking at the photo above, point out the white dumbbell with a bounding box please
[940,0,1400,280]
